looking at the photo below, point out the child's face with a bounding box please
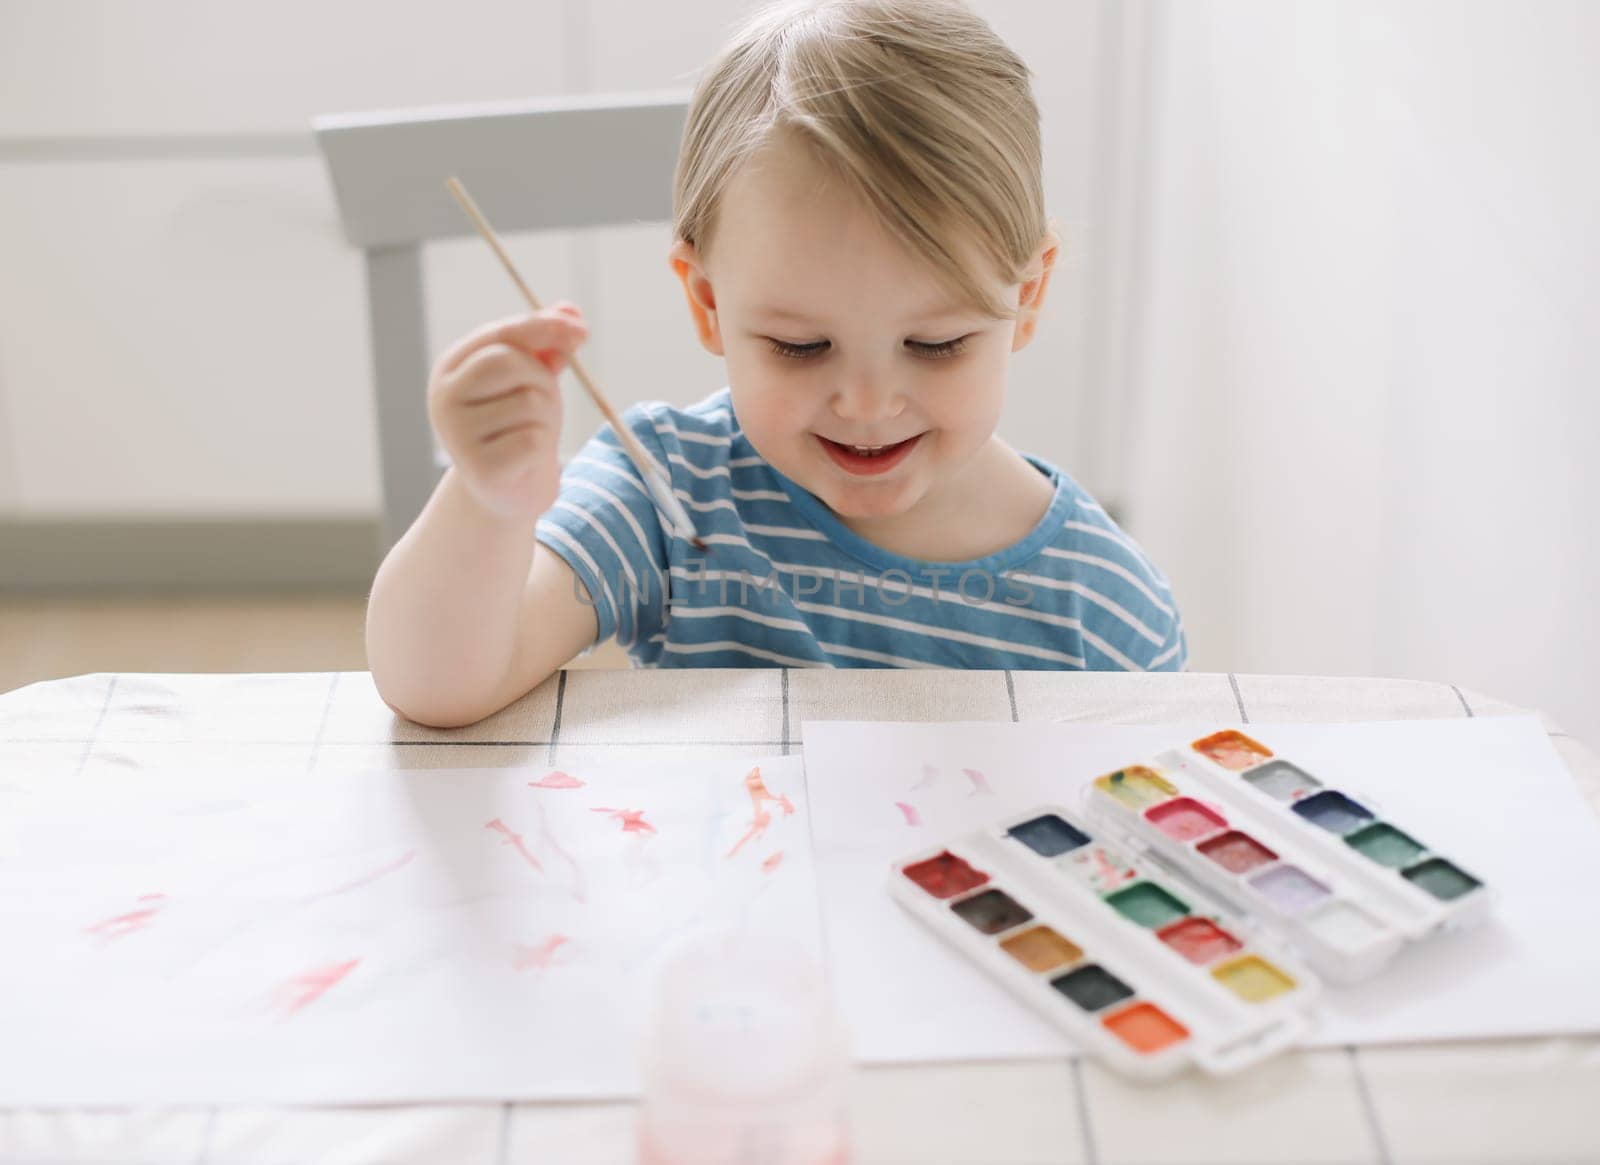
[669,139,1056,527]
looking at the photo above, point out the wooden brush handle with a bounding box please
[444,176,696,538]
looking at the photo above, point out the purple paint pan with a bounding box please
[1246,863,1332,915]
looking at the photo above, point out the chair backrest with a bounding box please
[313,91,689,547]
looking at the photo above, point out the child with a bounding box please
[366,0,1187,727]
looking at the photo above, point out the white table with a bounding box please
[3,668,1597,1165]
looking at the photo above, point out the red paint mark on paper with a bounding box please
[744,766,795,817]
[894,801,922,827]
[302,849,417,902]
[513,934,570,971]
[1091,847,1137,886]
[911,763,939,790]
[591,807,657,835]
[529,770,585,790]
[726,822,765,858]
[273,958,360,1017]
[726,766,797,858]
[963,768,993,796]
[762,851,785,874]
[83,893,168,942]
[486,818,545,872]
[537,804,587,903]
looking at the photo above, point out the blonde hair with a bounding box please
[673,0,1049,321]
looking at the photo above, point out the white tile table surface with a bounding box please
[2,668,1597,1165]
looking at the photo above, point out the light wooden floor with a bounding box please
[0,597,626,695]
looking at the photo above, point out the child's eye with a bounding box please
[763,335,972,361]
[765,338,830,360]
[907,335,972,360]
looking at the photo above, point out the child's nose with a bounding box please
[829,372,907,423]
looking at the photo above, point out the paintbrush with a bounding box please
[444,176,707,552]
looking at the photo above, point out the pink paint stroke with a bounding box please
[485,818,545,872]
[274,958,360,1017]
[302,849,417,902]
[962,767,994,796]
[590,807,658,835]
[529,770,585,790]
[911,763,939,791]
[894,801,922,827]
[761,851,785,874]
[726,766,796,858]
[537,803,587,903]
[83,893,168,942]
[513,934,570,971]
[1092,847,1136,885]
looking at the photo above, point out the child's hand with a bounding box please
[427,303,589,522]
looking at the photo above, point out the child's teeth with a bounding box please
[831,437,913,458]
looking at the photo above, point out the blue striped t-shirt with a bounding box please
[535,388,1187,671]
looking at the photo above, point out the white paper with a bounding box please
[0,755,819,1106]
[801,716,1600,1061]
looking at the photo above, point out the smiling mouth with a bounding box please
[816,433,924,476]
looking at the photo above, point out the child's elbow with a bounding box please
[370,672,499,730]
[390,699,491,730]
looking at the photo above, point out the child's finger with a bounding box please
[494,314,587,376]
[448,344,557,408]
[467,388,554,445]
[479,424,553,483]
[434,312,587,380]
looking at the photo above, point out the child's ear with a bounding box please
[668,239,725,356]
[1011,226,1061,352]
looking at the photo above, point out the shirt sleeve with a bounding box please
[1049,479,1190,673]
[535,405,672,651]
[1146,613,1189,672]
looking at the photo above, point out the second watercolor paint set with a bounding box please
[889,727,1495,1080]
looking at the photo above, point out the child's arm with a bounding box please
[365,306,598,727]
[365,469,597,726]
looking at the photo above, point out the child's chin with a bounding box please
[818,482,919,522]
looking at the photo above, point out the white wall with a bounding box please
[0,0,1112,518]
[1122,0,1600,744]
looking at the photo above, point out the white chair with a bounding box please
[312,91,689,547]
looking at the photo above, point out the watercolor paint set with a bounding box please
[1082,729,1494,983]
[888,804,1320,1080]
[888,727,1496,1077]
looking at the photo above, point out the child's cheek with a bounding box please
[728,372,803,449]
[740,363,803,417]
[949,361,1010,434]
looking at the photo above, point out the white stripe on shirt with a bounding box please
[1039,548,1176,617]
[660,639,821,667]
[793,601,1087,667]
